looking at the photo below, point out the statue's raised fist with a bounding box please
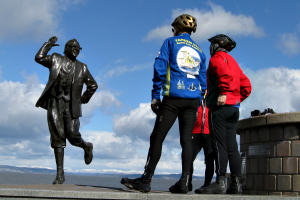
[48,36,59,46]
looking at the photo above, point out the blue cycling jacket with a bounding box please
[152,33,207,100]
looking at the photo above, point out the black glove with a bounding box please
[151,99,161,115]
[48,36,59,47]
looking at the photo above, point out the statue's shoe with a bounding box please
[84,142,93,165]
[52,175,65,184]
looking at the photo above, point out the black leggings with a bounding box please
[190,134,215,186]
[144,97,199,175]
[209,106,241,177]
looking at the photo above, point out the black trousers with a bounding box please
[209,106,241,177]
[190,134,215,186]
[47,97,85,149]
[144,97,199,175]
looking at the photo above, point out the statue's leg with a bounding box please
[47,98,67,184]
[53,148,65,184]
[65,112,93,165]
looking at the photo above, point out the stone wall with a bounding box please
[237,112,300,196]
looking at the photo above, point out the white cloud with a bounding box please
[0,77,46,139]
[0,0,82,42]
[145,3,264,41]
[82,90,121,116]
[278,33,300,56]
[113,103,156,140]
[240,67,300,119]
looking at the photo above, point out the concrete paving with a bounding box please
[0,184,299,200]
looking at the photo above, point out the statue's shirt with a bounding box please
[50,61,75,101]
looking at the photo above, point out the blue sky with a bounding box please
[0,0,300,175]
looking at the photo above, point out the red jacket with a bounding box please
[192,102,209,134]
[206,51,251,107]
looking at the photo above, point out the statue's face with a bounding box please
[64,40,81,60]
[68,45,80,58]
[65,45,80,60]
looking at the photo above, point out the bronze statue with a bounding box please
[35,36,98,184]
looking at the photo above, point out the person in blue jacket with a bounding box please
[121,14,207,193]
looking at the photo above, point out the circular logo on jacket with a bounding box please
[176,46,201,75]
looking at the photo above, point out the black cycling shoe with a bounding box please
[121,177,151,193]
[194,184,209,194]
[201,176,226,194]
[169,175,189,194]
[226,177,242,194]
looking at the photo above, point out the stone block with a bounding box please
[269,192,282,196]
[277,175,292,191]
[243,129,250,144]
[258,126,270,142]
[248,143,276,157]
[293,175,300,192]
[282,192,298,196]
[254,175,264,190]
[258,158,269,174]
[264,175,276,191]
[292,141,300,157]
[283,157,298,174]
[250,128,259,143]
[246,158,251,175]
[270,125,284,141]
[267,112,300,125]
[277,141,291,157]
[248,158,258,174]
[284,124,300,140]
[246,174,254,190]
[269,158,282,174]
[237,115,267,130]
[247,190,258,195]
[256,191,269,195]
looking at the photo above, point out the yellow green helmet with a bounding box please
[171,14,197,33]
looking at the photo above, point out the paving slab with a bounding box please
[0,184,299,200]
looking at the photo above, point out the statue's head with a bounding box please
[64,39,82,60]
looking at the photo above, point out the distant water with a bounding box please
[0,172,205,192]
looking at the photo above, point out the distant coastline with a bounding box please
[0,165,204,179]
[0,165,205,192]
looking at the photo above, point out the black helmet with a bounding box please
[171,14,197,33]
[208,34,236,52]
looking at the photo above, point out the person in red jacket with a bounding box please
[188,93,215,193]
[202,34,251,194]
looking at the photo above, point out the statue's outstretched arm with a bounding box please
[35,36,59,68]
